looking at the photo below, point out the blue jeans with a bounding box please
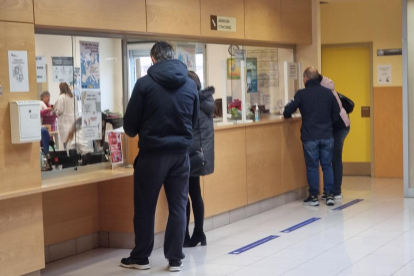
[302,138,334,196]
[332,127,350,195]
[41,128,50,155]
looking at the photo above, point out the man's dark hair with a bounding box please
[188,71,201,91]
[303,67,319,80]
[150,41,175,62]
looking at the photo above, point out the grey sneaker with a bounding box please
[168,260,183,272]
[326,195,335,206]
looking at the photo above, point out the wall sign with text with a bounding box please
[210,15,236,32]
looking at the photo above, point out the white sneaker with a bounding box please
[334,194,343,199]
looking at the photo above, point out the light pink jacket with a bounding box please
[320,77,350,128]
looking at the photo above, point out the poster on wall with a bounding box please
[107,131,123,165]
[36,56,47,83]
[378,64,392,84]
[247,50,279,88]
[73,67,81,100]
[80,41,100,89]
[8,51,29,92]
[52,57,73,83]
[81,91,102,140]
[176,44,196,71]
[227,58,240,80]
[246,58,258,93]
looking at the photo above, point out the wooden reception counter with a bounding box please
[0,116,307,268]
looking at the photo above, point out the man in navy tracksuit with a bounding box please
[121,42,199,272]
[284,67,340,207]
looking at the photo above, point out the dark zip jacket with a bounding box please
[124,60,199,153]
[190,86,215,176]
[283,79,340,141]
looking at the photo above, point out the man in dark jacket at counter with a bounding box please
[121,41,199,272]
[283,67,340,207]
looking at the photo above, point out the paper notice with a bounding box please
[8,51,29,92]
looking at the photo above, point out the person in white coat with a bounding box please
[55,82,75,148]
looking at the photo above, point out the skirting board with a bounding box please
[343,162,371,176]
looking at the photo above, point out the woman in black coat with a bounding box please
[184,71,215,247]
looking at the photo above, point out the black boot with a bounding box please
[183,230,190,247]
[185,229,206,247]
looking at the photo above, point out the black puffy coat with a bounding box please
[190,87,215,176]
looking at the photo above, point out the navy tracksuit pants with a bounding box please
[130,151,190,261]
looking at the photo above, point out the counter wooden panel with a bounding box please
[246,124,284,203]
[281,119,307,192]
[0,21,40,195]
[200,0,245,39]
[281,0,312,44]
[99,177,169,234]
[245,0,282,42]
[373,87,403,178]
[34,0,147,32]
[0,0,33,23]
[204,127,247,217]
[0,194,44,276]
[43,184,99,246]
[146,0,200,36]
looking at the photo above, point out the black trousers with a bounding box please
[130,151,190,260]
[186,176,205,232]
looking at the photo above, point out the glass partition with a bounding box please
[126,40,295,126]
[35,34,123,173]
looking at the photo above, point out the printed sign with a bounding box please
[177,44,196,71]
[288,63,298,80]
[8,51,29,92]
[80,41,100,89]
[210,15,237,32]
[378,64,392,84]
[246,58,258,93]
[82,91,102,140]
[52,57,73,83]
[36,56,46,83]
[107,131,123,165]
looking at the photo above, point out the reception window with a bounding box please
[35,34,124,173]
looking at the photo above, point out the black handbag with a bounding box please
[338,92,354,114]
[190,119,206,176]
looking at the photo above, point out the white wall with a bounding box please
[35,34,123,113]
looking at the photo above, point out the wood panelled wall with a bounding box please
[33,0,312,45]
[34,0,147,32]
[0,0,34,23]
[0,2,45,275]
[373,87,403,178]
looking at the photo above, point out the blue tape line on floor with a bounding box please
[333,199,364,211]
[228,235,280,255]
[280,217,321,233]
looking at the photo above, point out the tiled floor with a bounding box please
[41,176,414,276]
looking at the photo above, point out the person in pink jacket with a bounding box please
[320,75,351,199]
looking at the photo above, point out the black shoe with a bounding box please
[168,260,183,272]
[120,257,150,270]
[321,193,327,199]
[303,195,319,206]
[184,230,207,248]
[326,195,335,206]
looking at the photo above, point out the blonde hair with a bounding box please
[59,82,74,98]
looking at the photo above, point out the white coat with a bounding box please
[55,94,75,143]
